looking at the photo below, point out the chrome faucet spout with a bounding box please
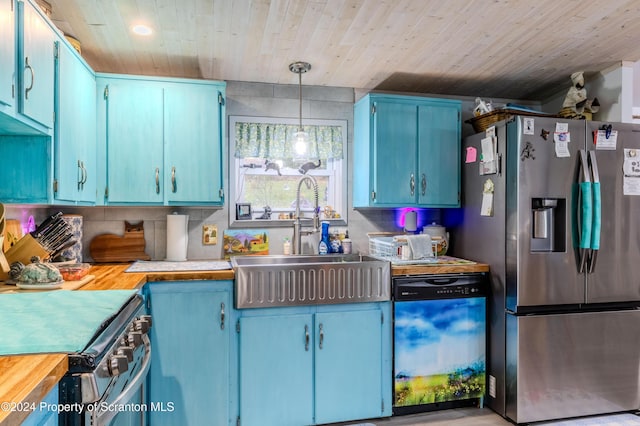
[292,175,320,254]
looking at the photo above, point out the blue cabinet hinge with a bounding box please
[103,85,109,100]
[236,319,240,333]
[381,311,384,324]
[381,398,384,412]
[53,42,59,59]
[236,416,240,426]
[371,104,376,115]
[219,188,225,199]
[218,92,225,106]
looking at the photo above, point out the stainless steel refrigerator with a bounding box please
[450,116,640,424]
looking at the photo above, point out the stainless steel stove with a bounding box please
[59,293,152,426]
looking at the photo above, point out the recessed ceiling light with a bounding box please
[132,24,153,36]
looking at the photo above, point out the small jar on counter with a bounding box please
[342,238,352,254]
[283,238,291,255]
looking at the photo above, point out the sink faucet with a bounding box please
[292,175,320,254]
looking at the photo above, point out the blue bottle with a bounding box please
[318,221,331,255]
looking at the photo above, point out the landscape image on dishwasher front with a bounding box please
[394,298,486,407]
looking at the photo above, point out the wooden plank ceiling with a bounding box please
[47,0,640,100]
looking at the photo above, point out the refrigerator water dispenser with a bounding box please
[531,198,565,252]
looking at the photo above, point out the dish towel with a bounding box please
[406,234,434,260]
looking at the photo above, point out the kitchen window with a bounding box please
[229,116,347,227]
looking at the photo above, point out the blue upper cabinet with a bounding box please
[0,135,50,203]
[164,81,225,204]
[0,0,15,109]
[353,93,462,208]
[54,39,96,204]
[19,0,55,130]
[97,76,164,204]
[96,74,226,205]
[418,102,461,206]
[0,0,57,135]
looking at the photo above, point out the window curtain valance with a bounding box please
[234,122,343,160]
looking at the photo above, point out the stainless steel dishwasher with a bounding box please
[392,272,487,416]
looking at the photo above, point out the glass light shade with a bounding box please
[294,130,309,155]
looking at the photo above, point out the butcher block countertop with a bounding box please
[0,258,486,425]
[392,261,489,276]
[0,354,67,426]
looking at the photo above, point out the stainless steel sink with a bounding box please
[231,254,391,308]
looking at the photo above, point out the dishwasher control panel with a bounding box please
[393,273,487,301]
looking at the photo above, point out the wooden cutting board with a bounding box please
[90,221,151,263]
[0,274,95,294]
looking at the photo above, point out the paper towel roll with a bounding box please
[404,210,417,232]
[61,214,83,263]
[166,214,189,261]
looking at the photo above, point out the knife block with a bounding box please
[0,234,50,280]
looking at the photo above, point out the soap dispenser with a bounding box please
[318,221,331,255]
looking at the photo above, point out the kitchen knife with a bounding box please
[49,239,77,260]
[31,212,63,239]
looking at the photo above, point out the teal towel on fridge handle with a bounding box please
[579,181,593,250]
[591,181,601,250]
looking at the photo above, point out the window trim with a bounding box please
[228,115,348,228]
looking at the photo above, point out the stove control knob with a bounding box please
[140,315,153,328]
[128,331,143,348]
[116,345,134,362]
[133,319,150,334]
[108,355,129,377]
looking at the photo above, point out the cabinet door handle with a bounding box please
[410,173,415,196]
[77,160,83,191]
[304,325,310,351]
[219,302,225,330]
[82,162,88,185]
[24,57,34,100]
[155,168,160,194]
[171,166,177,193]
[319,323,324,350]
[421,173,427,195]
[80,161,88,189]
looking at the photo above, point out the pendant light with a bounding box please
[289,61,311,156]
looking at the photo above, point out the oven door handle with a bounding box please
[94,334,152,426]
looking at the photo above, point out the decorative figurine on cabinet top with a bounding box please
[561,71,600,119]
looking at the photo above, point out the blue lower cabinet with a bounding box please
[314,309,384,424]
[238,303,392,426]
[239,313,314,426]
[146,281,235,426]
[22,384,58,426]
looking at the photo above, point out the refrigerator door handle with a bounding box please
[576,150,593,274]
[588,151,601,273]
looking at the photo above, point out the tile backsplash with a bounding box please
[4,205,440,262]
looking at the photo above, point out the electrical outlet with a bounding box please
[202,225,217,245]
